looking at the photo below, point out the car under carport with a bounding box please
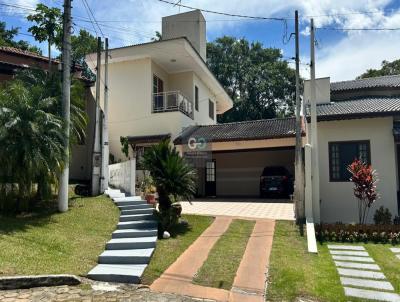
[174,117,306,198]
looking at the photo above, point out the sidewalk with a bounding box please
[151,216,276,302]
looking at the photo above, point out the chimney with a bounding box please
[162,10,207,61]
[303,77,331,105]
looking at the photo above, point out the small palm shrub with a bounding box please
[142,139,196,231]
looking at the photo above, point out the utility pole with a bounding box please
[294,10,304,222]
[310,18,320,222]
[57,0,72,212]
[91,37,102,196]
[101,38,109,193]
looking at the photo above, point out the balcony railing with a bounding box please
[152,91,194,119]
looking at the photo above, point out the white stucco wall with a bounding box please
[102,57,219,161]
[212,149,295,197]
[317,117,398,223]
[193,73,217,124]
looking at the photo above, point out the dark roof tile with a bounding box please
[315,96,400,121]
[331,75,400,92]
[174,117,303,144]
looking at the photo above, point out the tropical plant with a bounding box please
[142,139,196,230]
[14,69,88,145]
[120,136,130,158]
[27,3,62,71]
[347,159,379,224]
[0,80,65,212]
[0,69,88,212]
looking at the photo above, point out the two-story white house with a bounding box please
[87,10,233,163]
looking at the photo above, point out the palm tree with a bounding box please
[142,140,197,230]
[0,80,65,211]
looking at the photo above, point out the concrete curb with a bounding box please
[0,274,81,290]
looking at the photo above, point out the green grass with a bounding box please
[193,219,255,290]
[267,221,400,302]
[141,214,214,285]
[0,192,119,276]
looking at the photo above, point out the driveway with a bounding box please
[180,198,294,220]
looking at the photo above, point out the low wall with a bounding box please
[109,160,136,195]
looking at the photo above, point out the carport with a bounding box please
[174,117,305,199]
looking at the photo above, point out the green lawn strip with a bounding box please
[0,192,119,276]
[267,221,350,302]
[141,214,214,285]
[364,244,400,293]
[192,219,255,290]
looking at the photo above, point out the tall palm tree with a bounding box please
[0,80,65,211]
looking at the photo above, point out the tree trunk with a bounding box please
[48,40,51,73]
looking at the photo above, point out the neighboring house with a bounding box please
[0,46,97,183]
[304,75,400,223]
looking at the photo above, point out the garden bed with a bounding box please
[316,223,400,244]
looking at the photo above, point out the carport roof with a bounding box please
[174,117,304,144]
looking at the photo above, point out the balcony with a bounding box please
[152,91,194,119]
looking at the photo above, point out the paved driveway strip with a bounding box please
[151,216,276,302]
[181,200,294,220]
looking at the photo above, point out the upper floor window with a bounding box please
[329,140,371,182]
[209,99,214,120]
[153,75,164,111]
[195,86,199,111]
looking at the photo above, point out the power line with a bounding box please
[155,0,289,21]
[316,26,400,31]
[80,0,105,37]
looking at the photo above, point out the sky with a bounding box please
[2,0,400,81]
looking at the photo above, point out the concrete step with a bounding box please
[109,192,126,199]
[118,204,153,210]
[98,248,154,264]
[117,220,158,230]
[105,188,121,196]
[112,228,158,239]
[106,236,157,250]
[88,264,147,284]
[119,213,154,222]
[115,200,148,207]
[113,196,143,202]
[121,208,154,216]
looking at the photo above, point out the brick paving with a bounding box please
[181,199,294,220]
[0,281,216,301]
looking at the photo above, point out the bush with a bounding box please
[374,206,392,225]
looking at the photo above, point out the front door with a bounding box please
[205,160,216,197]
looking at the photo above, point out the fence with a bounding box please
[108,159,136,195]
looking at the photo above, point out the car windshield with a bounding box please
[262,167,288,176]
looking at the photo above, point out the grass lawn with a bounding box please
[193,219,255,290]
[141,214,214,285]
[0,191,119,276]
[267,221,400,302]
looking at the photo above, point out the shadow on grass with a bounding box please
[168,219,193,238]
[0,196,83,235]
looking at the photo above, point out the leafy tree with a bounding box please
[358,59,400,79]
[0,69,88,212]
[0,79,65,212]
[142,140,196,231]
[207,36,296,123]
[151,31,162,41]
[0,21,42,54]
[71,29,99,81]
[27,3,62,70]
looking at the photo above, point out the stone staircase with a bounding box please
[87,188,158,283]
